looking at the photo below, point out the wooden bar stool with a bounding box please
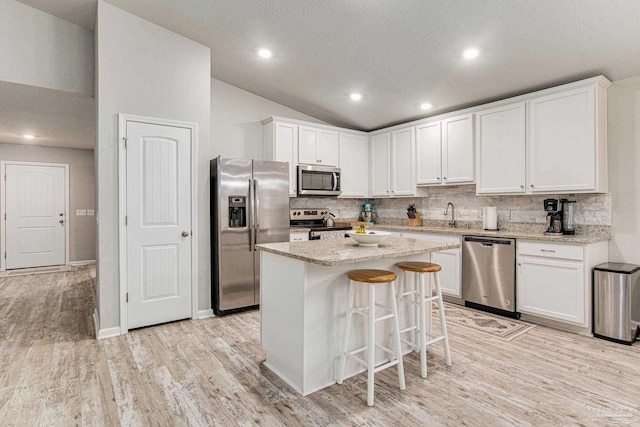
[396,261,451,378]
[337,269,406,406]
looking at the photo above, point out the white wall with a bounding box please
[608,75,640,263]
[0,143,95,262]
[96,1,210,330]
[0,0,94,95]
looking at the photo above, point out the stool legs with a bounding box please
[433,271,452,367]
[397,267,452,379]
[366,282,376,406]
[338,278,405,406]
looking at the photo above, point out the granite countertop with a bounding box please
[334,222,610,244]
[256,237,459,266]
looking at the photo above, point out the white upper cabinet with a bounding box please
[442,114,474,184]
[391,127,416,196]
[338,133,368,198]
[298,126,339,166]
[370,128,417,197]
[370,133,391,197]
[528,84,605,193]
[263,120,298,197]
[416,114,474,186]
[416,122,442,185]
[476,102,526,194]
[474,77,609,195]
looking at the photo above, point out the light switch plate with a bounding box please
[87,209,95,216]
[76,209,87,216]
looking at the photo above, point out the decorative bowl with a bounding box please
[347,230,392,247]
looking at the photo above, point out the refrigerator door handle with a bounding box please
[248,178,254,252]
[254,179,260,249]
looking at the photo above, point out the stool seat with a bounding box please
[397,261,442,273]
[347,269,397,283]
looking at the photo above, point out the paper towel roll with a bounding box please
[483,206,498,230]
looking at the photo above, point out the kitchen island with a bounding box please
[256,236,459,396]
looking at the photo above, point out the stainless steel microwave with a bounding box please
[297,164,341,196]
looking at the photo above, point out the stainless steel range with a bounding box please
[290,208,352,240]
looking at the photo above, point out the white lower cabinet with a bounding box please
[401,232,462,298]
[516,240,608,332]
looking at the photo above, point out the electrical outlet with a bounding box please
[87,209,95,216]
[76,209,87,216]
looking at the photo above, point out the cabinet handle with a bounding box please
[520,185,524,189]
[436,177,440,180]
[518,263,522,266]
[540,249,556,254]
[443,177,447,180]
[530,184,535,188]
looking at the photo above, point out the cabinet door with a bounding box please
[391,127,415,196]
[298,126,318,165]
[274,122,298,197]
[442,114,474,184]
[517,256,586,325]
[528,86,596,192]
[416,122,442,185]
[317,129,339,166]
[370,133,391,197]
[476,103,526,194]
[338,133,368,198]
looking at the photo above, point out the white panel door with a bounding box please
[476,103,526,194]
[370,133,391,197]
[442,114,474,184]
[5,164,66,269]
[298,126,318,165]
[317,129,339,166]
[528,86,596,192]
[391,127,415,196]
[416,122,442,185]
[338,133,368,198]
[126,121,192,329]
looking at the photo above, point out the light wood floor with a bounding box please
[1,267,639,426]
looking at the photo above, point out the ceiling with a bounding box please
[8,0,640,150]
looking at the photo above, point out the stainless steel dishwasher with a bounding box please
[462,236,518,318]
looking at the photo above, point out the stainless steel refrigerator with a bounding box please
[210,157,289,315]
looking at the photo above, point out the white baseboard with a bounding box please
[70,260,96,266]
[93,308,121,340]
[196,309,215,319]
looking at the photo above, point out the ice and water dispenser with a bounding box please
[228,196,247,228]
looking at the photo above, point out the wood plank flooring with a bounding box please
[1,267,639,426]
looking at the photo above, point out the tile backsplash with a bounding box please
[291,184,611,227]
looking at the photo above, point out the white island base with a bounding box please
[259,237,457,396]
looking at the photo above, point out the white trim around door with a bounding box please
[117,114,199,335]
[0,161,70,272]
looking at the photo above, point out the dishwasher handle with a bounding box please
[463,236,515,246]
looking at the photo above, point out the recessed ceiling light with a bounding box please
[463,48,479,59]
[258,48,272,59]
[420,103,432,111]
[23,134,34,139]
[350,93,362,101]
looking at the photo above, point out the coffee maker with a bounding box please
[544,198,563,235]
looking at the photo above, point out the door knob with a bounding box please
[182,231,190,237]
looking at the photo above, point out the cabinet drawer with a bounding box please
[402,232,460,245]
[518,241,584,261]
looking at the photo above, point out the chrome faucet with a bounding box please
[444,202,456,228]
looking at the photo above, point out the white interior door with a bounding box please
[5,163,66,269]
[125,121,192,329]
